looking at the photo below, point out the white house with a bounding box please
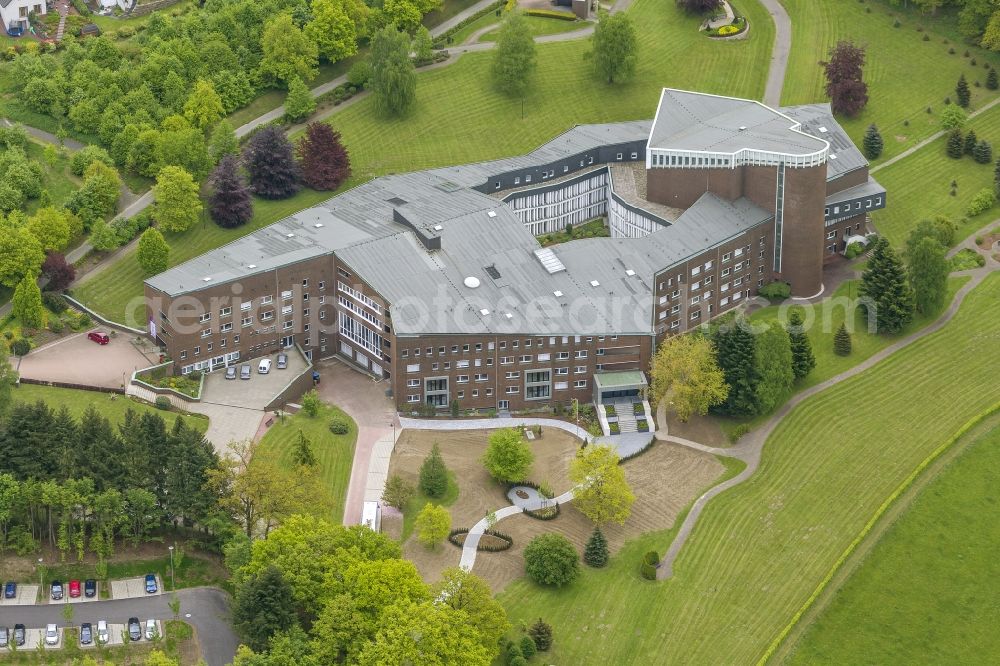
[0,0,45,35]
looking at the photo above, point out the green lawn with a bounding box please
[780,0,1000,164]
[423,0,488,29]
[443,10,500,45]
[500,272,1000,664]
[10,384,208,432]
[256,403,357,524]
[785,420,1000,664]
[870,101,1000,247]
[478,15,588,42]
[401,472,459,542]
[24,139,81,213]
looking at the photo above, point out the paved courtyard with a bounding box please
[109,576,161,601]
[200,351,309,410]
[0,584,38,605]
[13,330,159,389]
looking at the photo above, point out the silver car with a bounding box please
[44,623,58,646]
[276,353,288,369]
[225,366,237,380]
[240,364,251,380]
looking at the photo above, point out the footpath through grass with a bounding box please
[780,0,1000,164]
[785,421,1000,664]
[256,403,357,524]
[501,273,1000,664]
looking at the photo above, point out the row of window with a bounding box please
[401,336,620,359]
[337,280,383,315]
[406,380,589,403]
[825,196,882,218]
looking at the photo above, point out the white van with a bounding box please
[258,358,272,374]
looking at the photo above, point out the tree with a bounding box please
[491,13,536,97]
[752,323,794,413]
[260,13,319,86]
[862,124,883,160]
[989,67,998,90]
[415,503,450,548]
[208,120,239,165]
[675,0,721,12]
[209,156,253,229]
[524,533,579,587]
[381,474,414,510]
[947,129,965,158]
[589,11,638,84]
[822,41,868,116]
[183,79,225,131]
[41,252,75,291]
[300,389,321,416]
[834,322,852,356]
[244,126,300,200]
[569,444,634,525]
[419,442,449,497]
[12,274,42,328]
[859,237,914,334]
[940,104,968,131]
[786,311,816,380]
[306,0,359,64]
[284,77,317,124]
[354,600,491,666]
[153,166,202,233]
[370,26,416,117]
[974,140,993,164]
[70,145,113,176]
[231,565,298,652]
[430,568,510,653]
[712,318,760,416]
[649,333,728,421]
[69,161,121,224]
[0,225,43,288]
[529,618,553,651]
[292,430,317,468]
[137,228,169,276]
[296,122,351,191]
[481,428,533,483]
[412,26,434,65]
[965,129,978,155]
[89,220,121,252]
[907,235,949,314]
[583,527,609,567]
[956,74,971,108]
[26,207,75,253]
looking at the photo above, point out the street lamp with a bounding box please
[168,545,175,591]
[37,557,43,590]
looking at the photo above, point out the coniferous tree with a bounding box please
[243,126,300,199]
[583,527,609,568]
[209,155,253,229]
[231,565,298,653]
[994,156,1000,196]
[858,237,914,334]
[974,140,993,164]
[292,430,317,467]
[752,323,794,414]
[712,318,760,416]
[964,129,978,155]
[862,124,883,160]
[947,130,965,158]
[419,442,449,498]
[834,322,852,356]
[786,310,816,380]
[988,67,999,90]
[956,74,971,107]
[296,122,351,191]
[528,618,553,651]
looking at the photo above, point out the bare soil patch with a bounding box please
[391,428,723,591]
[665,410,732,448]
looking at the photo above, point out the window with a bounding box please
[241,316,253,327]
[282,321,293,330]
[501,356,513,365]
[691,281,701,291]
[827,230,837,239]
[722,252,732,263]
[221,323,233,333]
[302,293,309,301]
[631,152,638,159]
[691,266,701,277]
[704,260,713,270]
[722,267,731,277]
[451,345,459,353]
[506,386,519,394]
[555,367,568,375]
[537,352,550,362]
[690,295,700,305]
[241,302,251,311]
[318,281,325,290]
[199,313,211,323]
[207,343,213,352]
[735,247,744,257]
[463,344,470,352]
[261,295,273,305]
[234,335,240,344]
[574,365,587,374]
[302,279,308,288]
[439,346,446,354]
[514,177,520,185]
[721,296,730,306]
[520,355,533,363]
[704,276,713,286]
[475,373,489,381]
[670,320,680,330]
[456,360,469,368]
[282,305,293,315]
[575,350,587,358]
[557,351,569,360]
[457,375,469,383]
[303,309,310,318]
[456,391,465,399]
[219,307,231,318]
[505,371,521,379]
[406,363,421,373]
[690,310,701,321]
[281,290,292,300]
[472,390,480,397]
[180,351,187,360]
[201,328,211,338]
[407,395,420,403]
[194,346,201,355]
[616,152,623,160]
[574,380,587,388]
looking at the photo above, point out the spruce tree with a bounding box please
[947,130,964,159]
[974,140,993,164]
[956,74,971,107]
[862,124,883,160]
[786,310,816,380]
[833,322,852,356]
[994,157,1000,196]
[964,129,978,155]
[712,318,760,416]
[858,237,914,334]
[528,618,553,651]
[419,442,449,498]
[292,430,317,467]
[208,155,253,229]
[988,67,999,91]
[583,527,609,568]
[243,126,300,199]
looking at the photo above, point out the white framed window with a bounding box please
[574,379,587,388]
[407,395,420,403]
[242,316,253,327]
[406,363,421,373]
[261,295,273,305]
[281,290,293,300]
[220,323,233,333]
[575,350,587,358]
[201,328,211,338]
[219,307,231,318]
[241,301,251,311]
[199,313,211,323]
[574,365,587,374]
[691,266,701,276]
[475,373,489,381]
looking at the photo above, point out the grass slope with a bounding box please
[478,16,588,42]
[500,273,1000,664]
[780,0,1000,163]
[256,403,357,524]
[786,422,1000,664]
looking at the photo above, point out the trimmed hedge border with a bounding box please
[448,528,514,552]
[618,437,656,464]
[525,8,577,20]
[757,401,1000,664]
[523,503,560,521]
[433,0,503,47]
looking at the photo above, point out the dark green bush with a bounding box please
[154,396,171,410]
[640,562,657,580]
[42,292,68,313]
[758,281,792,300]
[643,550,660,566]
[329,418,350,434]
[519,636,537,659]
[11,338,30,356]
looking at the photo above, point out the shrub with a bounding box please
[528,618,553,651]
[640,562,658,580]
[728,423,751,442]
[508,657,527,666]
[79,314,91,327]
[524,533,580,586]
[300,389,321,417]
[845,241,866,259]
[519,636,537,659]
[48,318,63,334]
[10,338,30,356]
[524,8,577,19]
[643,550,660,566]
[967,188,996,217]
[328,417,350,434]
[154,396,171,410]
[758,281,791,300]
[42,291,68,313]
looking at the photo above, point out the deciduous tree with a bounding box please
[907,235,949,314]
[675,0,721,12]
[370,25,416,117]
[941,105,968,132]
[569,444,634,525]
[491,12,536,97]
[137,228,169,276]
[430,568,509,652]
[752,322,794,413]
[296,122,351,191]
[244,126,300,200]
[41,252,75,291]
[822,41,868,116]
[208,120,239,165]
[183,79,225,131]
[0,224,43,288]
[209,156,253,229]
[305,0,359,64]
[481,428,533,483]
[26,207,75,253]
[650,333,728,421]
[524,533,579,587]
[284,76,317,123]
[589,11,638,84]
[153,166,202,233]
[259,13,319,86]
[414,503,450,548]
[354,600,491,666]
[859,237,914,334]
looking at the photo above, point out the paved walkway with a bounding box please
[759,0,791,107]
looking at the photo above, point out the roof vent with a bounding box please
[590,280,600,287]
[818,126,828,133]
[202,277,212,282]
[553,290,563,297]
[485,265,502,280]
[738,126,747,131]
[285,233,295,238]
[625,269,636,277]
[487,210,497,218]
[247,264,257,269]
[480,308,490,316]
[829,154,837,159]
[533,247,566,274]
[433,224,443,231]
[504,312,513,319]
[314,223,324,228]
[463,276,481,289]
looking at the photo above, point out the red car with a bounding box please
[87,331,110,345]
[68,580,81,598]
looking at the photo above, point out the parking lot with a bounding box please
[13,330,159,389]
[109,576,160,600]
[19,627,61,650]
[200,351,310,410]
[0,620,162,651]
[0,584,38,605]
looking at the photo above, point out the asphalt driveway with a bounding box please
[14,330,158,389]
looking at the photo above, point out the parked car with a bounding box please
[277,353,288,369]
[68,579,81,598]
[3,581,15,598]
[258,358,272,374]
[96,620,109,644]
[13,624,24,646]
[87,331,110,345]
[84,579,97,598]
[240,363,251,380]
[127,617,141,642]
[44,623,58,645]
[0,626,8,648]
[225,365,237,380]
[144,574,158,594]
[144,618,158,640]
[80,622,93,645]
[51,580,63,600]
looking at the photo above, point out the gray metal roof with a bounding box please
[648,89,828,156]
[825,177,885,205]
[779,103,869,180]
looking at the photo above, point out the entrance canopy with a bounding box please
[593,370,648,404]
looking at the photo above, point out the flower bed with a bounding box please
[448,528,513,551]
[637,419,649,433]
[139,373,201,399]
[633,402,644,415]
[609,422,620,435]
[523,503,560,520]
[706,16,748,38]
[604,404,616,417]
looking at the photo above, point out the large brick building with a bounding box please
[144,89,885,412]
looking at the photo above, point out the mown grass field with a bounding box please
[784,421,1000,664]
[256,402,357,524]
[780,0,1000,163]
[479,15,589,42]
[500,272,1000,664]
[871,101,1000,247]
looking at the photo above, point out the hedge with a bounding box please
[643,550,660,566]
[523,502,560,521]
[525,8,577,20]
[432,0,503,47]
[447,528,513,551]
[618,437,656,464]
[757,401,1000,664]
[640,563,657,580]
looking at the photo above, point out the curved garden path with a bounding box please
[653,222,1000,579]
[758,0,791,107]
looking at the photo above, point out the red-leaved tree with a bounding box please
[209,155,254,229]
[41,252,75,291]
[822,41,869,116]
[243,126,300,200]
[296,123,351,191]
[676,0,721,13]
